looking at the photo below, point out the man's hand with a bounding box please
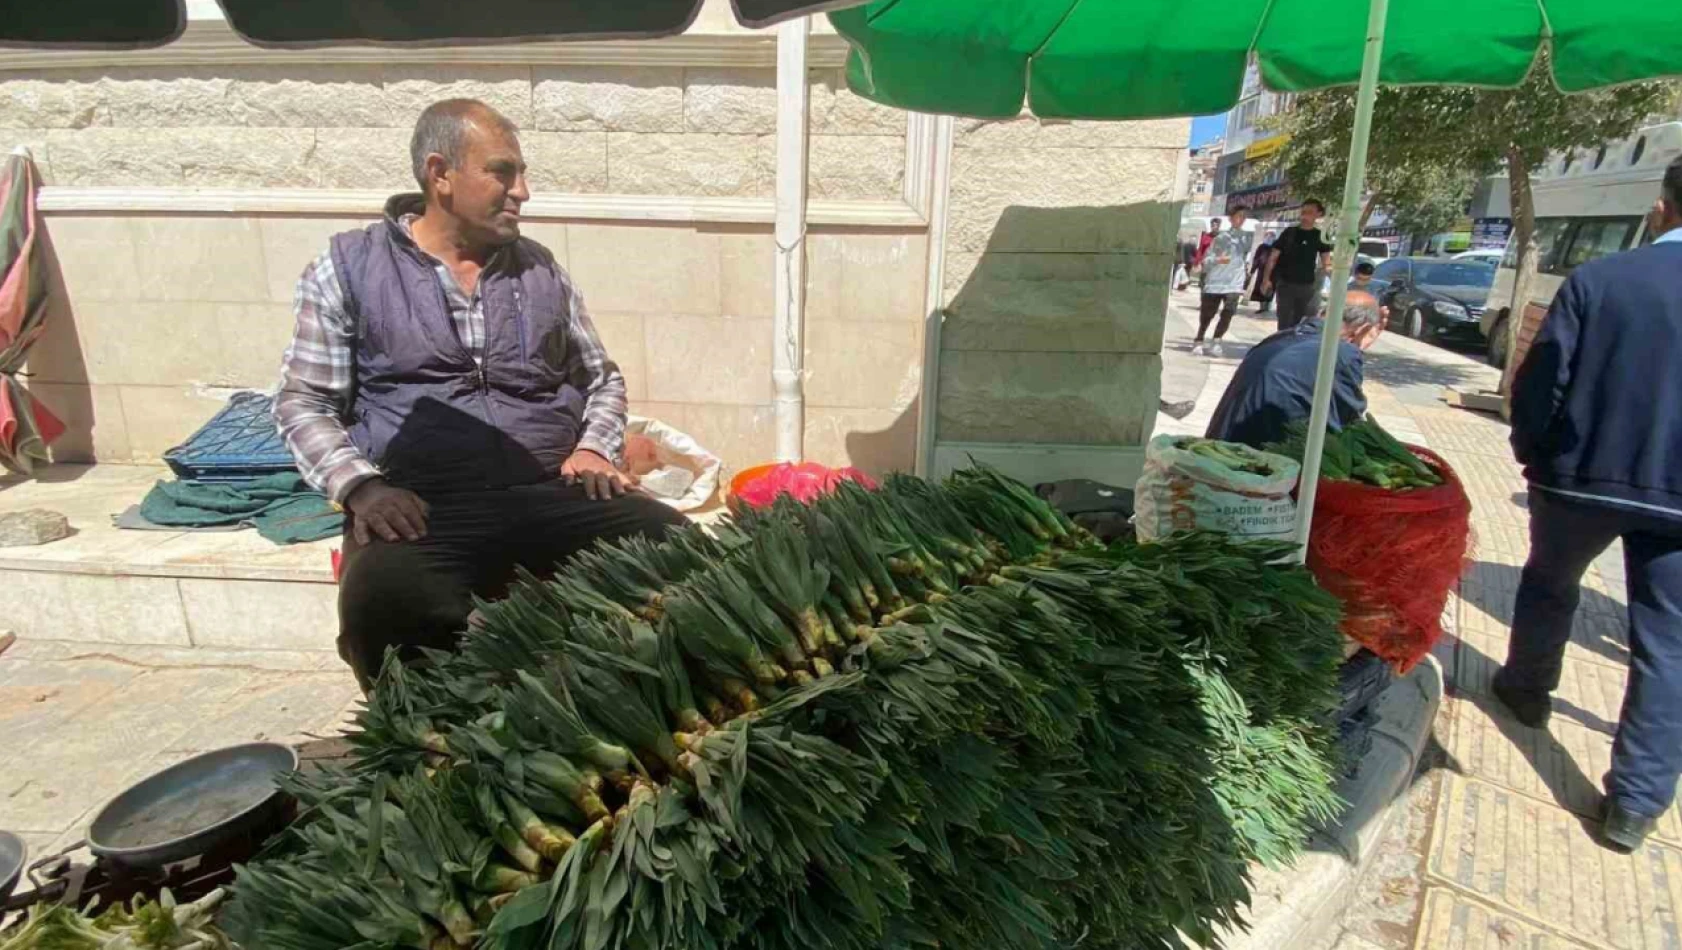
[562,448,637,500]
[1261,280,1273,295]
[345,478,430,545]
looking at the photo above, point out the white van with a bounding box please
[1481,121,1682,367]
[1358,238,1391,261]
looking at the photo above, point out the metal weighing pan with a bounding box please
[0,831,23,905]
[84,742,298,869]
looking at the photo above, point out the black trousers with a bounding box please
[336,481,687,689]
[1504,488,1682,817]
[1274,280,1320,330]
[1196,293,1239,341]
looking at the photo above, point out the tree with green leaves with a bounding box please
[1269,53,1673,366]
[1442,54,1673,369]
[1263,88,1475,239]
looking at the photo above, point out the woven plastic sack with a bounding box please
[730,462,878,510]
[1305,445,1473,671]
[1134,435,1301,542]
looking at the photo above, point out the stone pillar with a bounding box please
[930,116,1190,483]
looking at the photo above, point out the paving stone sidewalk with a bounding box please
[0,639,360,857]
[1157,289,1665,950]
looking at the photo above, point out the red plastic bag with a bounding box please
[729,462,877,510]
[1305,446,1474,671]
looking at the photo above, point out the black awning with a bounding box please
[0,0,857,50]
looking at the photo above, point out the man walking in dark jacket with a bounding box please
[275,99,684,688]
[1497,156,1682,853]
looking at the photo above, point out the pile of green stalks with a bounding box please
[1265,418,1443,490]
[224,467,1346,950]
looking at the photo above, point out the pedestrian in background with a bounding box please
[1261,200,1334,330]
[1496,156,1682,854]
[1249,228,1277,313]
[1342,259,1390,324]
[1193,208,1251,357]
[1194,217,1221,271]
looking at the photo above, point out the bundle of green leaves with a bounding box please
[2,889,233,950]
[1266,418,1443,491]
[225,468,1345,950]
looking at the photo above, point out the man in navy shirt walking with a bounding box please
[1497,157,1682,853]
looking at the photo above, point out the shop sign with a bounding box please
[1225,183,1291,214]
[1244,134,1290,161]
[1471,217,1513,249]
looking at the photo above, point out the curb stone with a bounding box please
[1207,655,1444,950]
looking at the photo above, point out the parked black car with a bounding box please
[1371,257,1497,343]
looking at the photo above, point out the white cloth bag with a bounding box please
[625,415,722,512]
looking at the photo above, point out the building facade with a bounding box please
[3,0,1188,489]
[1184,137,1222,219]
[1211,61,1296,222]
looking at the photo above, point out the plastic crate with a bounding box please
[1337,707,1378,778]
[162,391,298,483]
[1335,649,1394,723]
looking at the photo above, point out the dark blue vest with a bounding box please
[330,195,584,494]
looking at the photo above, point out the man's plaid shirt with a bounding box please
[273,217,627,504]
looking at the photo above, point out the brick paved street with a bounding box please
[0,642,360,858]
[1160,289,1672,950]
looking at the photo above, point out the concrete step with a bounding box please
[1,464,337,651]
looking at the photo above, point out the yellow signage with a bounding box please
[1245,134,1290,160]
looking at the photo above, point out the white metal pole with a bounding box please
[913,114,954,477]
[772,16,811,463]
[1291,0,1390,557]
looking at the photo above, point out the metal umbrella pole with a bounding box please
[1291,0,1390,558]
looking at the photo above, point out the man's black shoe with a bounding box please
[1491,668,1551,728]
[1599,798,1657,854]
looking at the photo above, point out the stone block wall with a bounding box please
[0,65,906,200]
[23,213,927,478]
[937,115,1188,448]
[3,33,1191,484]
[5,49,931,480]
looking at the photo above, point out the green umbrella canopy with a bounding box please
[0,0,854,48]
[830,0,1682,119]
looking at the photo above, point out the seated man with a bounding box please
[1203,291,1385,449]
[275,98,685,688]
[1339,259,1390,322]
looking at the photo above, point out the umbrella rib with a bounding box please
[1533,0,1555,40]
[1531,0,1556,88]
[1026,0,1085,62]
[863,0,902,27]
[1248,0,1278,54]
[1022,0,1087,110]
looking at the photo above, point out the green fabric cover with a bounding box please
[829,0,1682,119]
[140,473,343,545]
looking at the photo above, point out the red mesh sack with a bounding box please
[1305,446,1473,671]
[729,462,878,510]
